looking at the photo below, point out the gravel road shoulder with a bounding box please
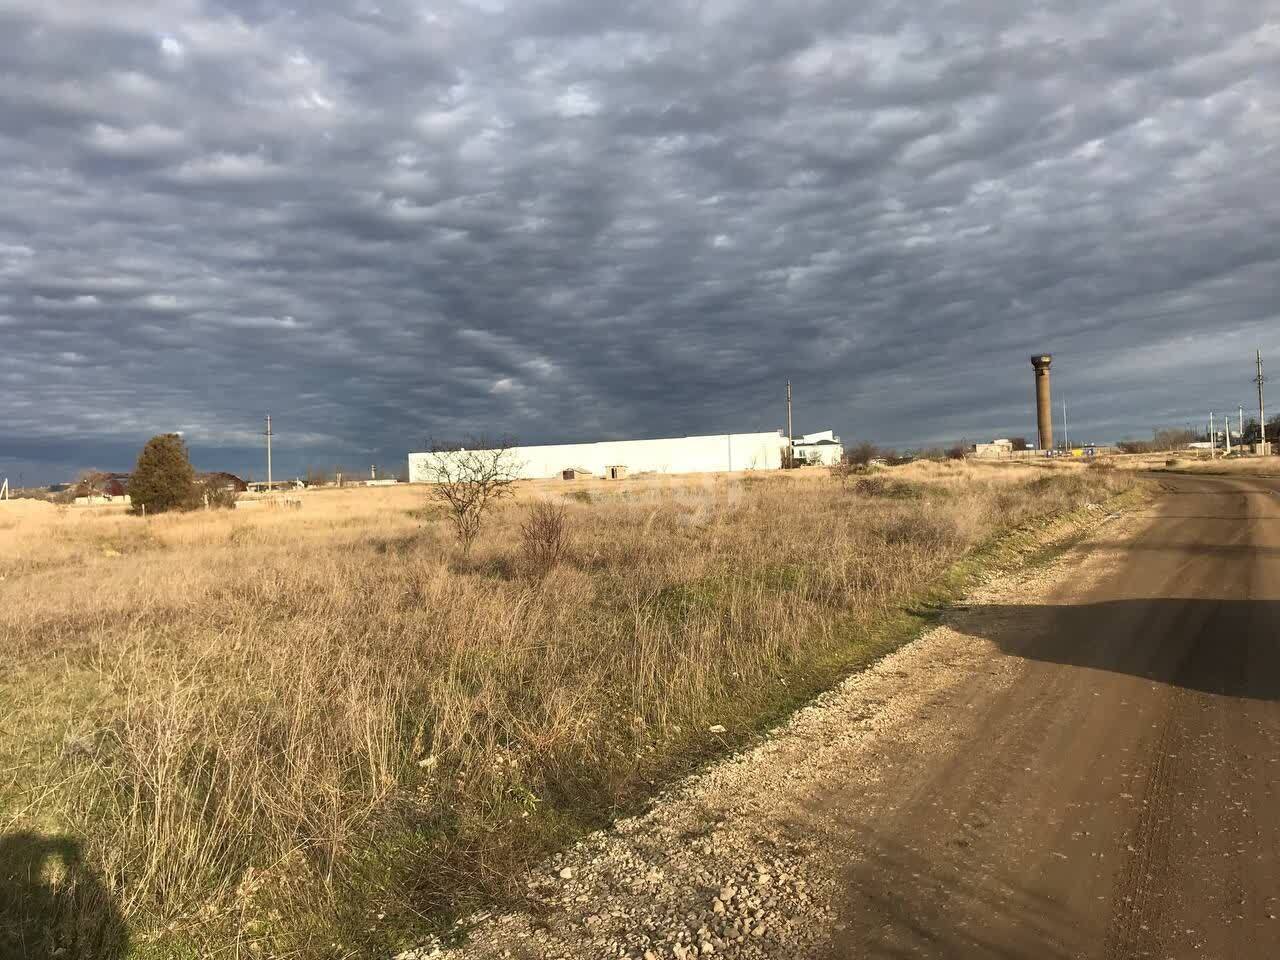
[402,504,1147,960]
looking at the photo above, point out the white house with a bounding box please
[790,430,844,466]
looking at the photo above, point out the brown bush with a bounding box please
[519,500,571,579]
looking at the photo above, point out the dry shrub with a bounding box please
[0,467,1139,956]
[519,500,571,579]
[854,475,922,499]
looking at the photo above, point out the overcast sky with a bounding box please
[3,0,1279,482]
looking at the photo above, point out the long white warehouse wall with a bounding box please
[409,431,787,482]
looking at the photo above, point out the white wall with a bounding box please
[794,443,844,466]
[410,431,788,481]
[73,495,131,506]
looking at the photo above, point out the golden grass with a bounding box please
[0,462,1136,957]
[1110,451,1280,475]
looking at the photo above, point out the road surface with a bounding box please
[827,472,1280,959]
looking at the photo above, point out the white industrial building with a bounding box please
[409,429,844,482]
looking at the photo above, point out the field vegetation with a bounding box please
[1108,450,1280,475]
[0,462,1138,958]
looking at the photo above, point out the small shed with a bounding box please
[605,465,628,480]
[562,468,589,480]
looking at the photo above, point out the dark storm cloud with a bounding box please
[2,0,1280,481]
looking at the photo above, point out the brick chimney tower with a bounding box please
[1031,354,1054,452]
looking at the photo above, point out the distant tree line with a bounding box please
[1112,421,1276,454]
[841,440,975,467]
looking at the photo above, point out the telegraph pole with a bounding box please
[785,380,793,466]
[1062,398,1069,452]
[786,381,793,443]
[1256,350,1268,452]
[265,414,273,489]
[1210,411,1216,459]
[1240,405,1245,443]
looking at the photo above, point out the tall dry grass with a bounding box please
[0,463,1136,956]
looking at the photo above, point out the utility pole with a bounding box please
[265,414,273,489]
[1210,411,1216,459]
[1062,398,1069,452]
[1240,405,1245,443]
[1225,416,1233,455]
[1,478,8,501]
[1256,350,1268,452]
[785,380,793,467]
[786,381,793,443]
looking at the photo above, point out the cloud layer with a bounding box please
[3,0,1279,480]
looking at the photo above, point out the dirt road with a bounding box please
[827,472,1280,959]
[431,474,1280,960]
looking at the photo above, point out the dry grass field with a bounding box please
[0,461,1139,958]
[1109,450,1280,475]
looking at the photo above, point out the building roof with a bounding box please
[73,473,129,497]
[199,471,248,490]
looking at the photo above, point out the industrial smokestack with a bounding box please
[1031,354,1054,451]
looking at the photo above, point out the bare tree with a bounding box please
[829,460,856,485]
[844,441,880,467]
[419,437,522,554]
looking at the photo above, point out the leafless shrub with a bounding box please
[195,477,238,509]
[844,441,880,466]
[855,475,922,499]
[418,436,522,554]
[520,500,571,579]
[828,459,864,485]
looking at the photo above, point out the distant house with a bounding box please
[72,472,131,506]
[972,439,1015,459]
[246,479,305,493]
[199,472,248,492]
[791,430,844,466]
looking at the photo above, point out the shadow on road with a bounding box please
[0,832,128,959]
[952,598,1280,701]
